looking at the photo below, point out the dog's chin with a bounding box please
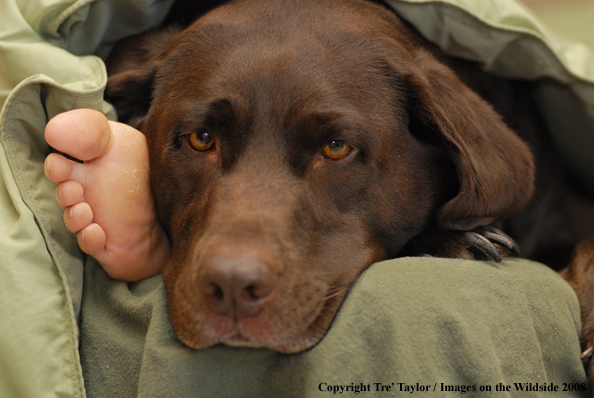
[169,280,347,354]
[215,327,321,354]
[172,311,337,354]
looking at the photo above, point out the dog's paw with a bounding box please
[403,225,520,262]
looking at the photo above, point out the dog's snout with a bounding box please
[199,255,277,317]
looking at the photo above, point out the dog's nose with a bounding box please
[198,255,277,317]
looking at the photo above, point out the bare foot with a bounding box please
[44,109,170,281]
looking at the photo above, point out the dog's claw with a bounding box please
[477,226,521,256]
[463,231,502,262]
[581,346,594,366]
[462,226,521,262]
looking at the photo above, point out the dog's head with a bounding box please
[106,0,534,352]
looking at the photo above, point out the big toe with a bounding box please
[45,109,112,161]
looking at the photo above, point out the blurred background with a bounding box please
[518,0,594,50]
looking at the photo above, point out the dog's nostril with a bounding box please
[244,284,261,301]
[245,285,256,298]
[202,283,225,301]
[198,255,277,317]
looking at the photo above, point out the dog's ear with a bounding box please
[105,25,182,129]
[406,50,535,231]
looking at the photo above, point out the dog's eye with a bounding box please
[322,140,352,160]
[187,131,215,152]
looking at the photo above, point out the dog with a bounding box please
[105,0,594,372]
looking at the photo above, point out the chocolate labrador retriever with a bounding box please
[105,0,594,370]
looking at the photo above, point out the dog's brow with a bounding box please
[290,106,364,136]
[171,99,237,131]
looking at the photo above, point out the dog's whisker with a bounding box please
[323,284,350,301]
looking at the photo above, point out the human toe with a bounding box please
[45,109,112,161]
[63,202,93,233]
[44,153,74,183]
[55,180,84,209]
[77,223,107,263]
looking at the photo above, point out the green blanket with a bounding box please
[1,0,594,397]
[79,257,588,397]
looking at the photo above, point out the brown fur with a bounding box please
[561,239,594,380]
[105,0,544,353]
